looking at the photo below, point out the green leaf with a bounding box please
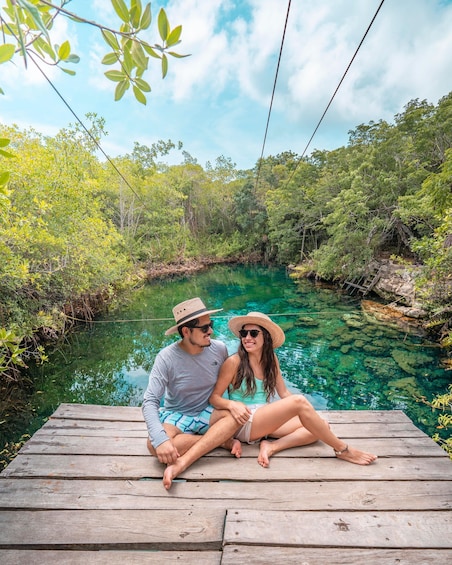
[102,52,120,65]
[101,29,120,51]
[167,51,190,59]
[135,77,151,92]
[0,138,11,148]
[58,40,71,61]
[0,87,4,95]
[60,67,76,76]
[0,149,14,158]
[17,0,50,40]
[166,25,182,47]
[123,47,133,75]
[131,42,148,69]
[0,44,15,64]
[115,79,130,101]
[143,43,160,59]
[158,8,169,41]
[111,0,130,24]
[35,37,56,60]
[13,3,28,67]
[66,54,80,64]
[105,70,127,82]
[161,53,168,78]
[130,0,142,28]
[133,85,147,105]
[0,172,10,186]
[140,3,152,30]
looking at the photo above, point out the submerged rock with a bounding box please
[342,313,365,329]
[361,300,426,337]
[391,349,417,375]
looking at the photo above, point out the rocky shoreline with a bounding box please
[289,259,451,369]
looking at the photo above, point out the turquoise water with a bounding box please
[25,264,450,440]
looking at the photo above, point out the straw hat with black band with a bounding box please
[228,312,285,348]
[165,297,223,336]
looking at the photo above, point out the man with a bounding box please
[142,297,245,490]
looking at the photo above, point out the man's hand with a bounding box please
[155,439,180,465]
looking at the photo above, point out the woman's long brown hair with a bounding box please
[230,326,278,401]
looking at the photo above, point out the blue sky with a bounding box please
[1,0,452,170]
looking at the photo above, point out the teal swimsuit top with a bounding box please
[228,378,267,405]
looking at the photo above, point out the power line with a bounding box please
[65,310,362,324]
[0,9,148,209]
[26,51,147,207]
[285,0,386,184]
[254,0,292,191]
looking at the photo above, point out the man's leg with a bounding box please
[147,423,202,457]
[163,410,240,490]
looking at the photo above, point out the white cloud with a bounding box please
[2,0,451,169]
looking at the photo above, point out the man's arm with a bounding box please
[142,353,171,449]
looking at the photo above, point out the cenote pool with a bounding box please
[20,264,451,444]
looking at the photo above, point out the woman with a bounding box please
[209,312,377,467]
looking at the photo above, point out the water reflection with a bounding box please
[28,264,449,439]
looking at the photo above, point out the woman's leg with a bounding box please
[250,396,377,465]
[258,419,320,467]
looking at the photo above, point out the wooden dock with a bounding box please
[1,403,451,564]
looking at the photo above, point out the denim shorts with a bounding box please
[159,405,214,435]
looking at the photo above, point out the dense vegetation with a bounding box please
[1,92,451,459]
[2,92,452,367]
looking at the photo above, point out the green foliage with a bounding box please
[423,384,452,459]
[0,0,189,104]
[0,328,27,380]
[258,93,452,296]
[1,91,452,392]
[0,121,130,342]
[0,434,30,471]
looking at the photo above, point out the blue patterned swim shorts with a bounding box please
[158,405,214,435]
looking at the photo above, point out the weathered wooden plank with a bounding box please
[39,419,147,432]
[52,403,145,421]
[0,550,221,565]
[0,509,225,550]
[35,419,427,438]
[222,546,452,564]
[177,456,452,482]
[2,453,451,480]
[223,509,452,548]
[18,435,445,457]
[52,404,412,424]
[1,479,451,511]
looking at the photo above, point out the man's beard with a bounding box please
[188,336,212,348]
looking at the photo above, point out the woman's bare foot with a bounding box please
[334,444,377,465]
[222,438,242,458]
[231,438,242,458]
[257,439,274,468]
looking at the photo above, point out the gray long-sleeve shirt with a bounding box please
[142,339,228,448]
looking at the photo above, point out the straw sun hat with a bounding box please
[228,312,285,348]
[165,297,223,336]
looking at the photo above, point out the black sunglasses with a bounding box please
[239,329,261,338]
[191,321,214,333]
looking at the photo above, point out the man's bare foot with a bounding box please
[257,439,274,468]
[222,438,242,458]
[334,444,377,465]
[163,459,186,490]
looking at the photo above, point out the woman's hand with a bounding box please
[228,400,251,424]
